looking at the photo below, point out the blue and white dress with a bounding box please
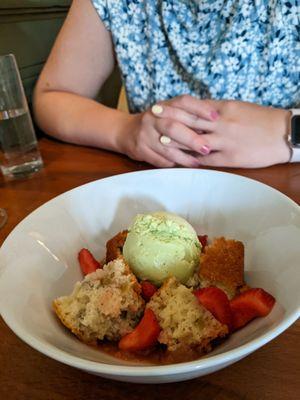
[91,0,300,112]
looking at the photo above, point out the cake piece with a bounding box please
[106,230,128,262]
[147,277,228,354]
[199,237,244,299]
[53,257,145,344]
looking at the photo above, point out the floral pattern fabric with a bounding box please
[91,0,300,112]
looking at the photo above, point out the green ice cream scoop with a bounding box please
[123,212,201,286]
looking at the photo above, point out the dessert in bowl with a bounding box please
[0,169,299,383]
[53,211,275,364]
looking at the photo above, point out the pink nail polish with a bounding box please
[200,145,210,155]
[210,111,219,121]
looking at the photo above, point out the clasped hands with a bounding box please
[123,95,290,168]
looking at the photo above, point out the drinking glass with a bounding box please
[0,54,43,179]
[0,208,7,228]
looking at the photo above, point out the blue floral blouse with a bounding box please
[91,0,300,112]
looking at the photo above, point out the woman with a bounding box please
[33,0,300,168]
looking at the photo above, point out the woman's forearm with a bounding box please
[33,90,135,153]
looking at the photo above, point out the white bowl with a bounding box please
[0,169,299,383]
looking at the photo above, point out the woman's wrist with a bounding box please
[113,112,141,156]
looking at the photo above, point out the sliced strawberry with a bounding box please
[141,281,157,301]
[230,288,276,331]
[78,248,102,275]
[198,235,208,249]
[118,308,161,352]
[194,287,232,329]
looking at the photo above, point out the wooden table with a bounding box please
[0,137,299,400]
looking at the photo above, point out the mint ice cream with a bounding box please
[123,212,201,286]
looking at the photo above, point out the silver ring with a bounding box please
[159,135,171,145]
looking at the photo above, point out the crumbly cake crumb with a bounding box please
[199,237,244,299]
[53,257,144,344]
[106,230,128,263]
[147,277,228,353]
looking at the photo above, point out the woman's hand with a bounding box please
[192,100,291,168]
[118,95,219,168]
[120,98,290,169]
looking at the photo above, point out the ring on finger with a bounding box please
[159,135,171,145]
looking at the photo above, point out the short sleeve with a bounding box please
[90,0,111,31]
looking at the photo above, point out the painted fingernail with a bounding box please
[152,104,163,115]
[200,145,211,155]
[210,110,219,120]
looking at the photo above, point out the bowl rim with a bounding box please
[1,168,300,376]
[1,307,299,376]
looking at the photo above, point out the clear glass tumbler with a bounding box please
[0,54,43,179]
